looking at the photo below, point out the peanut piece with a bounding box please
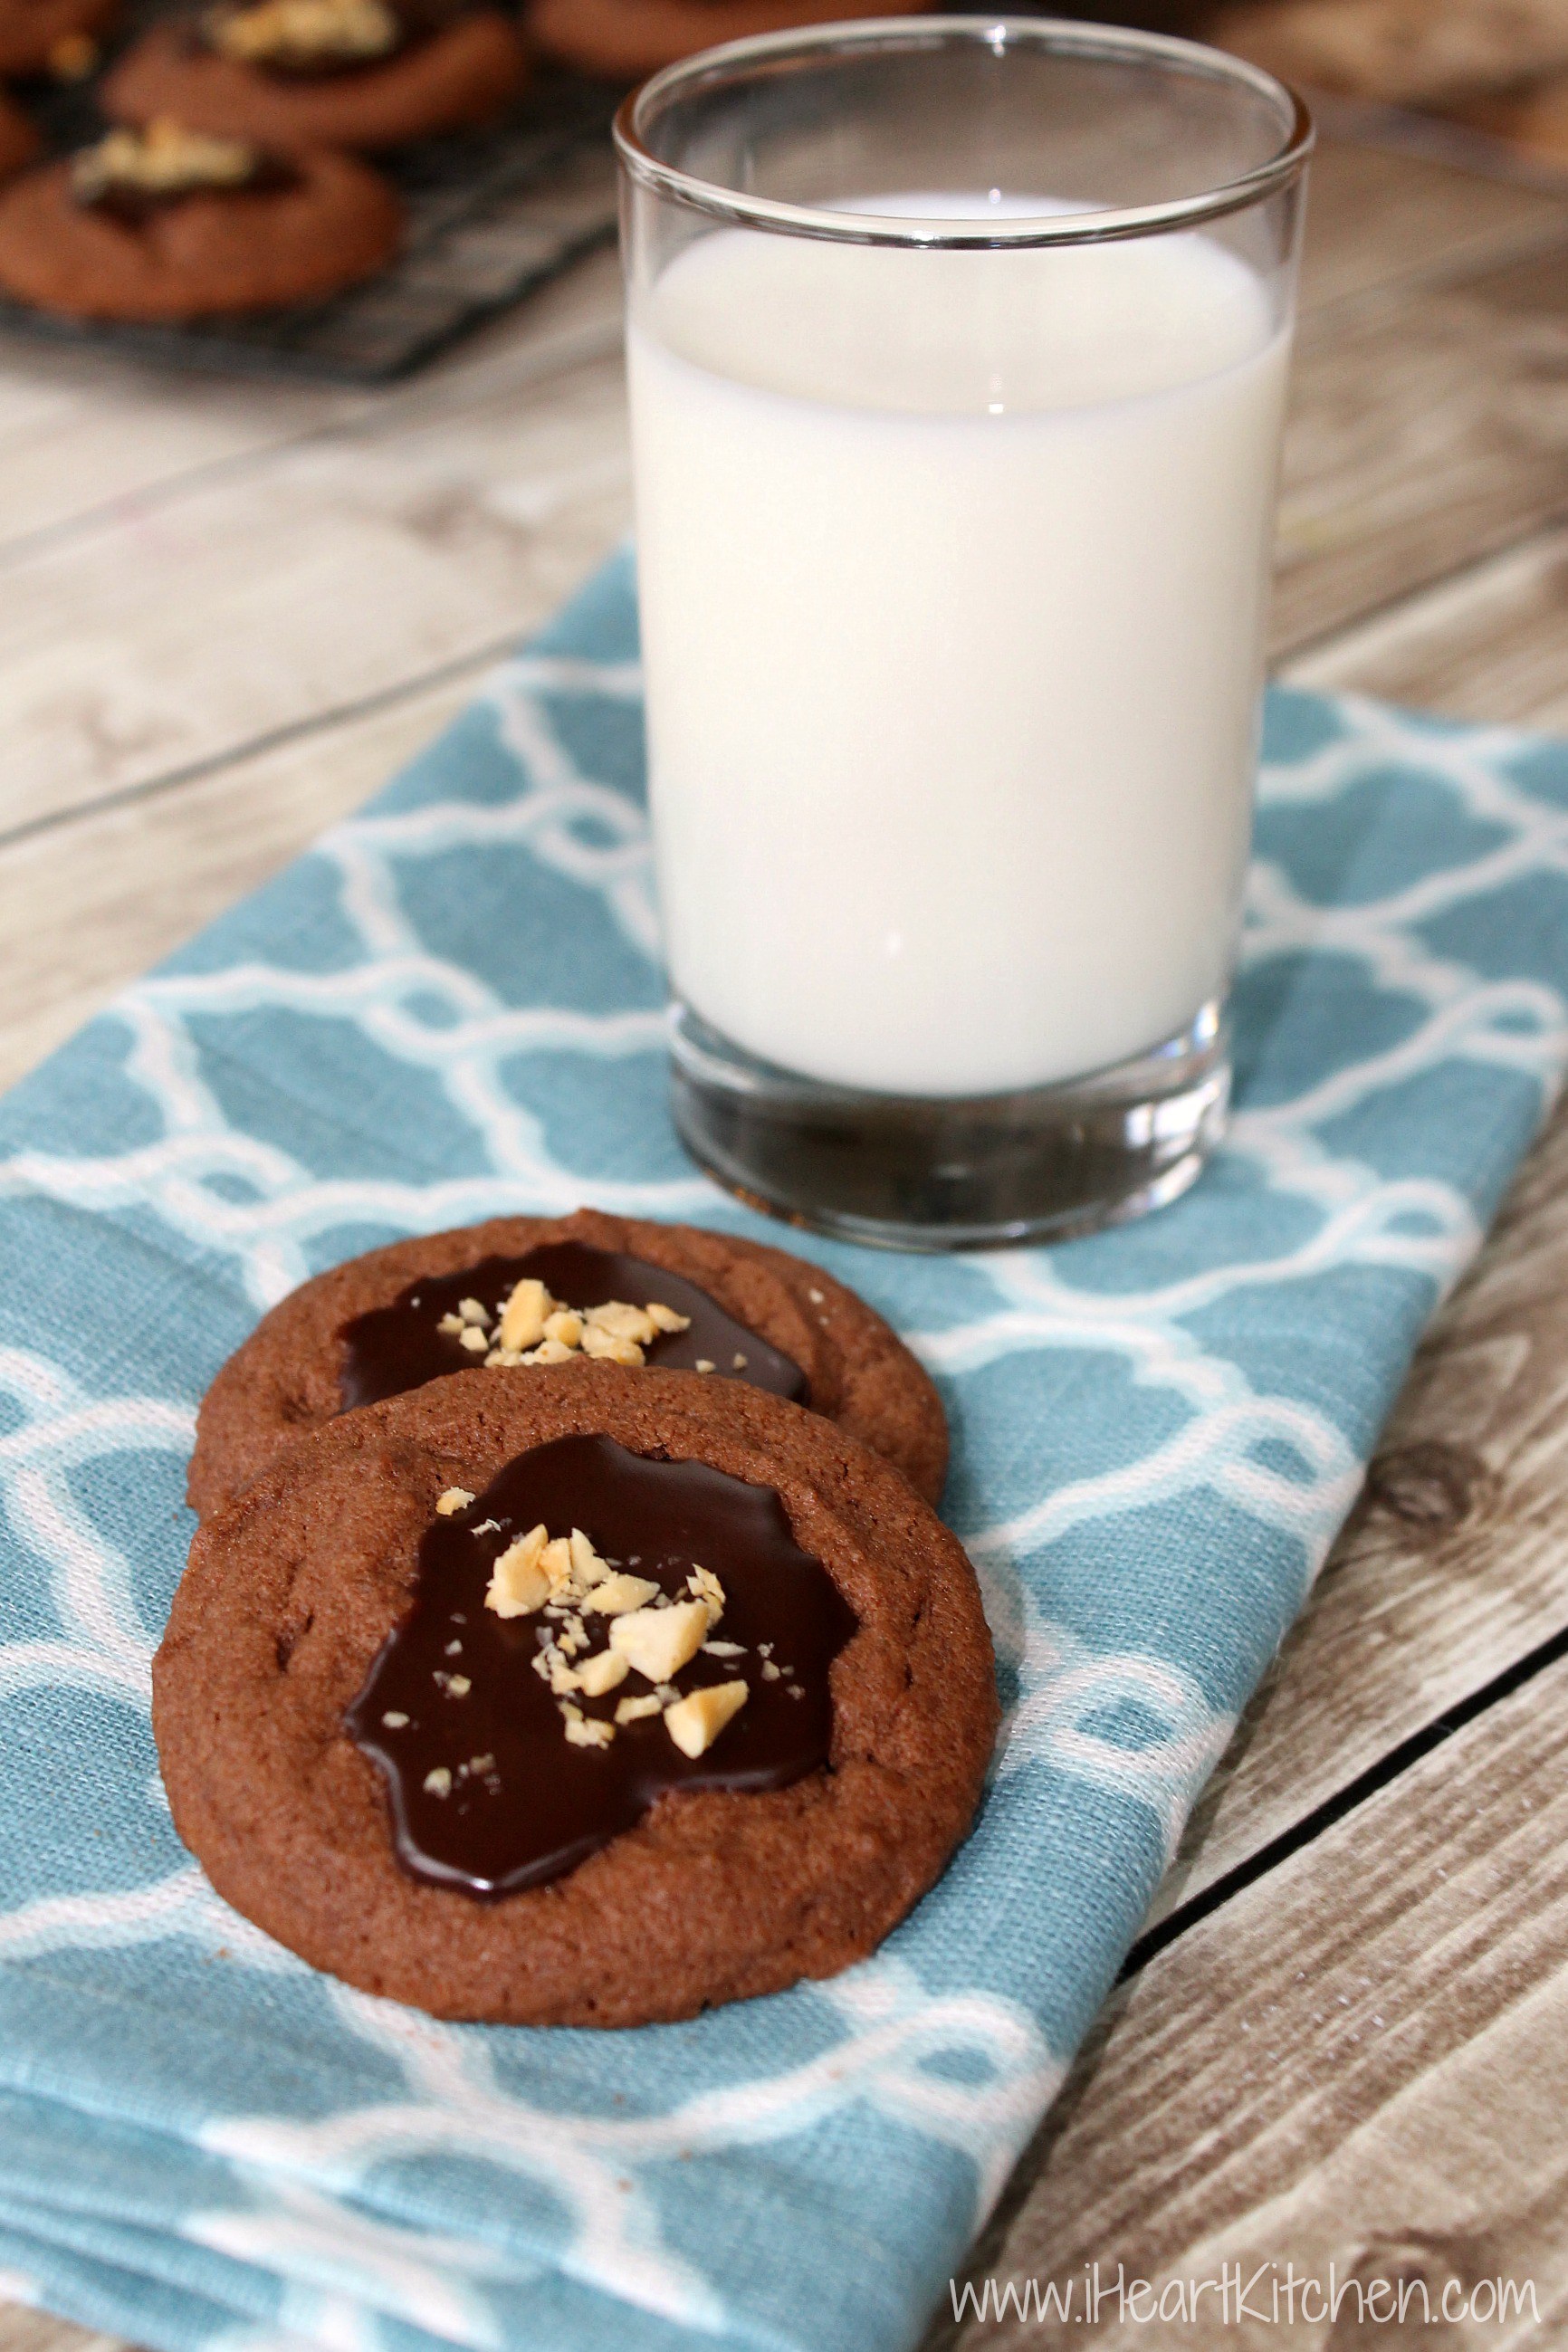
[615,1693,664,1725]
[687,1564,725,1627]
[582,1572,660,1616]
[586,1299,658,1345]
[575,1648,629,1697]
[485,1524,550,1616]
[579,1323,645,1366]
[664,1680,748,1759]
[609,1598,709,1684]
[497,1277,550,1353]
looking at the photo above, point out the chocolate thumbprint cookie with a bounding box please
[0,119,401,318]
[190,1207,948,1515]
[101,0,528,152]
[155,1364,996,2022]
[0,91,41,181]
[0,0,117,77]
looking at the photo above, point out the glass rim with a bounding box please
[613,14,1314,248]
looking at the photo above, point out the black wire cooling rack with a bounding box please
[0,10,623,385]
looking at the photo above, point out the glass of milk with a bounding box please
[615,17,1312,1248]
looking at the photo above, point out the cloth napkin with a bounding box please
[1,547,1565,2352]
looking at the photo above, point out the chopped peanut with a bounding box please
[560,1702,614,1749]
[586,1299,658,1345]
[609,1598,710,1684]
[575,1648,629,1697]
[614,1693,664,1725]
[497,1276,550,1353]
[569,1526,610,1589]
[582,1572,660,1616]
[579,1323,645,1366]
[485,1524,550,1616]
[687,1564,725,1627]
[664,1680,749,1759]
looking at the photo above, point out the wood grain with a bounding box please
[0,244,624,566]
[1149,1078,1568,1923]
[0,666,478,1094]
[1273,228,1568,656]
[1296,136,1568,311]
[940,1653,1568,2349]
[1280,514,1568,726]
[0,339,630,845]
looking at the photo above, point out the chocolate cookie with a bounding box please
[0,131,401,319]
[0,0,116,76]
[189,1207,948,1516]
[0,91,40,179]
[102,8,528,151]
[155,1364,998,2024]
[527,0,927,80]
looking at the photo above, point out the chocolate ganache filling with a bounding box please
[339,1240,808,1412]
[345,1433,858,1896]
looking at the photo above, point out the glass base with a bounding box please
[668,1002,1231,1253]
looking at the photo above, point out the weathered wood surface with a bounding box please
[1274,221,1568,657]
[0,243,623,564]
[3,120,1568,2352]
[1149,1075,1568,1923]
[1282,516,1568,726]
[0,671,476,1093]
[0,334,630,843]
[942,1652,1568,2348]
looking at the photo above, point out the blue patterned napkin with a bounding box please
[1,548,1565,2352]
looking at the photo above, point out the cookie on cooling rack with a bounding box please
[0,119,402,317]
[101,0,529,151]
[156,1362,996,2023]
[526,0,929,81]
[0,0,117,76]
[189,1206,949,1516]
[0,90,41,178]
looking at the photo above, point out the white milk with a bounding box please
[628,201,1291,1097]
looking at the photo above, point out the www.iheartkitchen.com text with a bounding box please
[950,2263,1541,2328]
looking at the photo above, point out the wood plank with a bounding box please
[1149,1083,1568,1922]
[1279,514,1568,726]
[1272,229,1568,656]
[0,337,630,844]
[0,666,478,1094]
[0,244,624,565]
[1296,135,1568,312]
[939,1652,1568,2348]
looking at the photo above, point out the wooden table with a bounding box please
[3,119,1568,2352]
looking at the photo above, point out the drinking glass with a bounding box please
[615,16,1312,1248]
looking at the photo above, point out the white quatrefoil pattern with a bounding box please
[0,548,1565,2352]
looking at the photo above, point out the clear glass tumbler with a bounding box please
[615,17,1312,1250]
